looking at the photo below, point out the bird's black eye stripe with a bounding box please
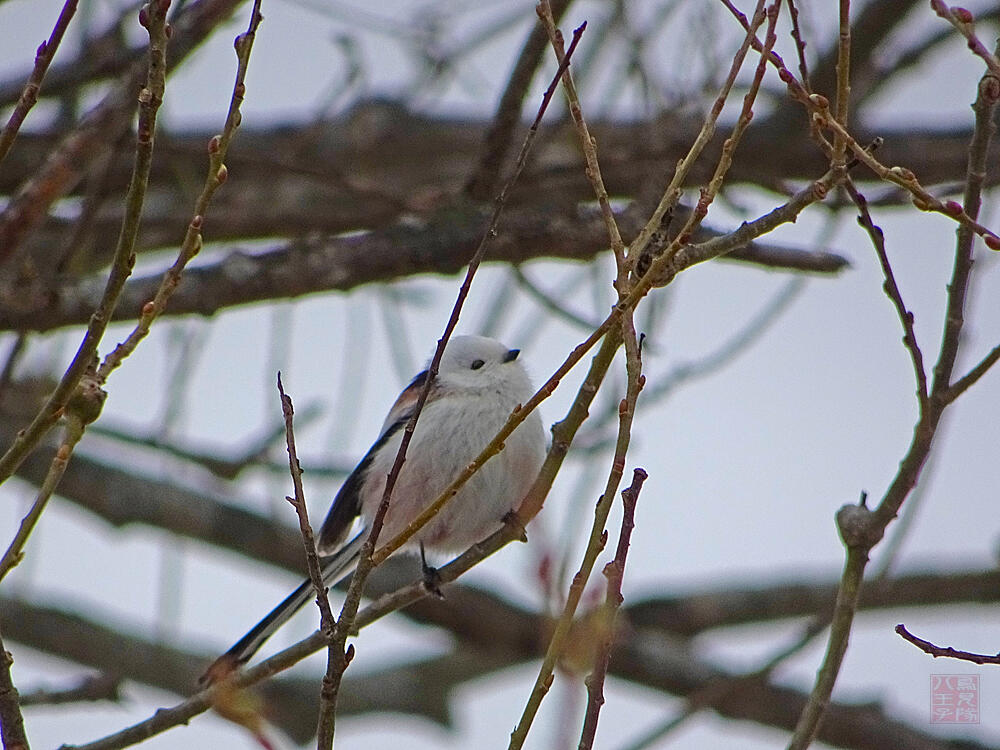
[470,359,485,370]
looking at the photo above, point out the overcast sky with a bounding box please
[2,1,999,749]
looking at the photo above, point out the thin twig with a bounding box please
[275,374,339,749]
[895,624,1000,665]
[629,0,769,273]
[578,467,648,750]
[722,0,1000,248]
[930,1,1000,80]
[929,55,1000,400]
[506,16,651,723]
[536,4,625,277]
[0,372,102,582]
[0,0,170,489]
[96,0,265,382]
[943,341,1000,403]
[787,41,1000,750]
[276,382,330,610]
[0,0,78,164]
[815,103,1000,247]
[831,0,851,164]
[786,0,811,93]
[844,179,927,403]
[0,623,29,750]
[520,29,649,741]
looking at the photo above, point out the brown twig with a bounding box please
[578,467,647,750]
[930,1,1000,80]
[276,373,339,749]
[831,0,852,164]
[507,9,651,723]
[844,179,927,402]
[0,623,29,750]
[786,0,811,93]
[722,0,1000,249]
[96,0,264,382]
[0,0,171,489]
[929,54,1000,402]
[942,342,1000,403]
[0,0,78,164]
[507,326,636,750]
[19,673,122,707]
[895,624,1000,665]
[634,0,784,292]
[629,0,768,273]
[0,389,98,581]
[536,5,625,277]
[815,103,1000,246]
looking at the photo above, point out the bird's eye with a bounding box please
[470,359,485,370]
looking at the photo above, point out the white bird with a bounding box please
[204,335,546,678]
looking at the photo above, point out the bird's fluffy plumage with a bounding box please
[203,335,545,679]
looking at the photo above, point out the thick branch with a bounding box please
[9,587,992,750]
[0,202,847,333]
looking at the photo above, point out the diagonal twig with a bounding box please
[0,623,29,750]
[844,178,928,403]
[0,0,78,164]
[464,0,574,200]
[578,467,648,750]
[895,624,1000,665]
[275,374,340,748]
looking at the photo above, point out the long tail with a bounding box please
[201,532,365,683]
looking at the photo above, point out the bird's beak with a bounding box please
[503,349,520,362]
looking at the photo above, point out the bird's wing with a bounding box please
[316,368,432,553]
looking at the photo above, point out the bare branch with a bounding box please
[19,674,121,707]
[0,623,28,750]
[0,203,847,334]
[275,374,338,746]
[578,467,647,749]
[844,179,927,402]
[0,0,171,489]
[895,624,1000,665]
[0,0,78,164]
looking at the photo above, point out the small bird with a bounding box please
[203,335,546,679]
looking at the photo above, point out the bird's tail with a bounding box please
[200,532,365,684]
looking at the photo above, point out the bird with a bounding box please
[202,335,546,681]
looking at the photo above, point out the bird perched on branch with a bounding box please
[202,335,546,682]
